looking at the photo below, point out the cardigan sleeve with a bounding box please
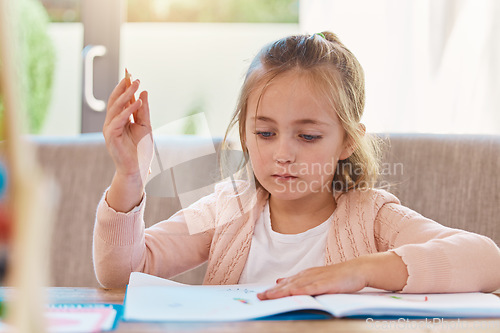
[93,188,216,288]
[374,199,500,293]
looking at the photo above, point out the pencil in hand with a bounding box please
[124,68,137,123]
[124,68,136,105]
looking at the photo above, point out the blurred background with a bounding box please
[18,0,500,136]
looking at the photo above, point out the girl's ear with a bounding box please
[339,123,366,160]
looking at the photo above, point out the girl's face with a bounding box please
[245,70,353,201]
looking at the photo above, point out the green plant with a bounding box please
[0,0,56,136]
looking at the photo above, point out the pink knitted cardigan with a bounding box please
[93,181,500,292]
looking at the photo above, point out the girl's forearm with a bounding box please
[358,251,409,291]
[106,172,145,213]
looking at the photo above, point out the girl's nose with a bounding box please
[273,138,295,164]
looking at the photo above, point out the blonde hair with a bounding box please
[222,31,381,192]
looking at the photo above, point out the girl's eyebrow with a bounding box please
[250,116,330,126]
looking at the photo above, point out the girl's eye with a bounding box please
[254,131,275,139]
[300,134,322,142]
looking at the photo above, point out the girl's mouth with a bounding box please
[272,174,298,181]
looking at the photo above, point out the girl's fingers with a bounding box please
[258,281,294,300]
[258,285,293,300]
[105,79,140,124]
[134,91,151,127]
[257,277,288,300]
[258,280,321,300]
[258,268,333,300]
[107,100,142,135]
[107,77,128,107]
[115,79,140,111]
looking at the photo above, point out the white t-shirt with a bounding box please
[238,200,332,284]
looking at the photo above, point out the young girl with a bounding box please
[94,31,500,299]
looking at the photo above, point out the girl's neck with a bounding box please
[268,191,336,235]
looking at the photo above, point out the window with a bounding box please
[39,0,299,136]
[126,0,298,23]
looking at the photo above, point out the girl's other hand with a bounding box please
[103,77,153,183]
[257,261,367,300]
[257,252,408,300]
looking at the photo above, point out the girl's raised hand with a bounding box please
[103,76,154,191]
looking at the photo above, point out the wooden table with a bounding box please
[38,287,500,333]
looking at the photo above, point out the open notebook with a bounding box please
[123,272,500,322]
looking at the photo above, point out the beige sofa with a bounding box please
[33,133,500,287]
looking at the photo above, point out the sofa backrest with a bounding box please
[377,134,500,247]
[31,133,500,287]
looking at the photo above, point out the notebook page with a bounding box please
[315,291,500,318]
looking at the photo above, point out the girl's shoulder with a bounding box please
[335,187,402,212]
[336,188,430,225]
